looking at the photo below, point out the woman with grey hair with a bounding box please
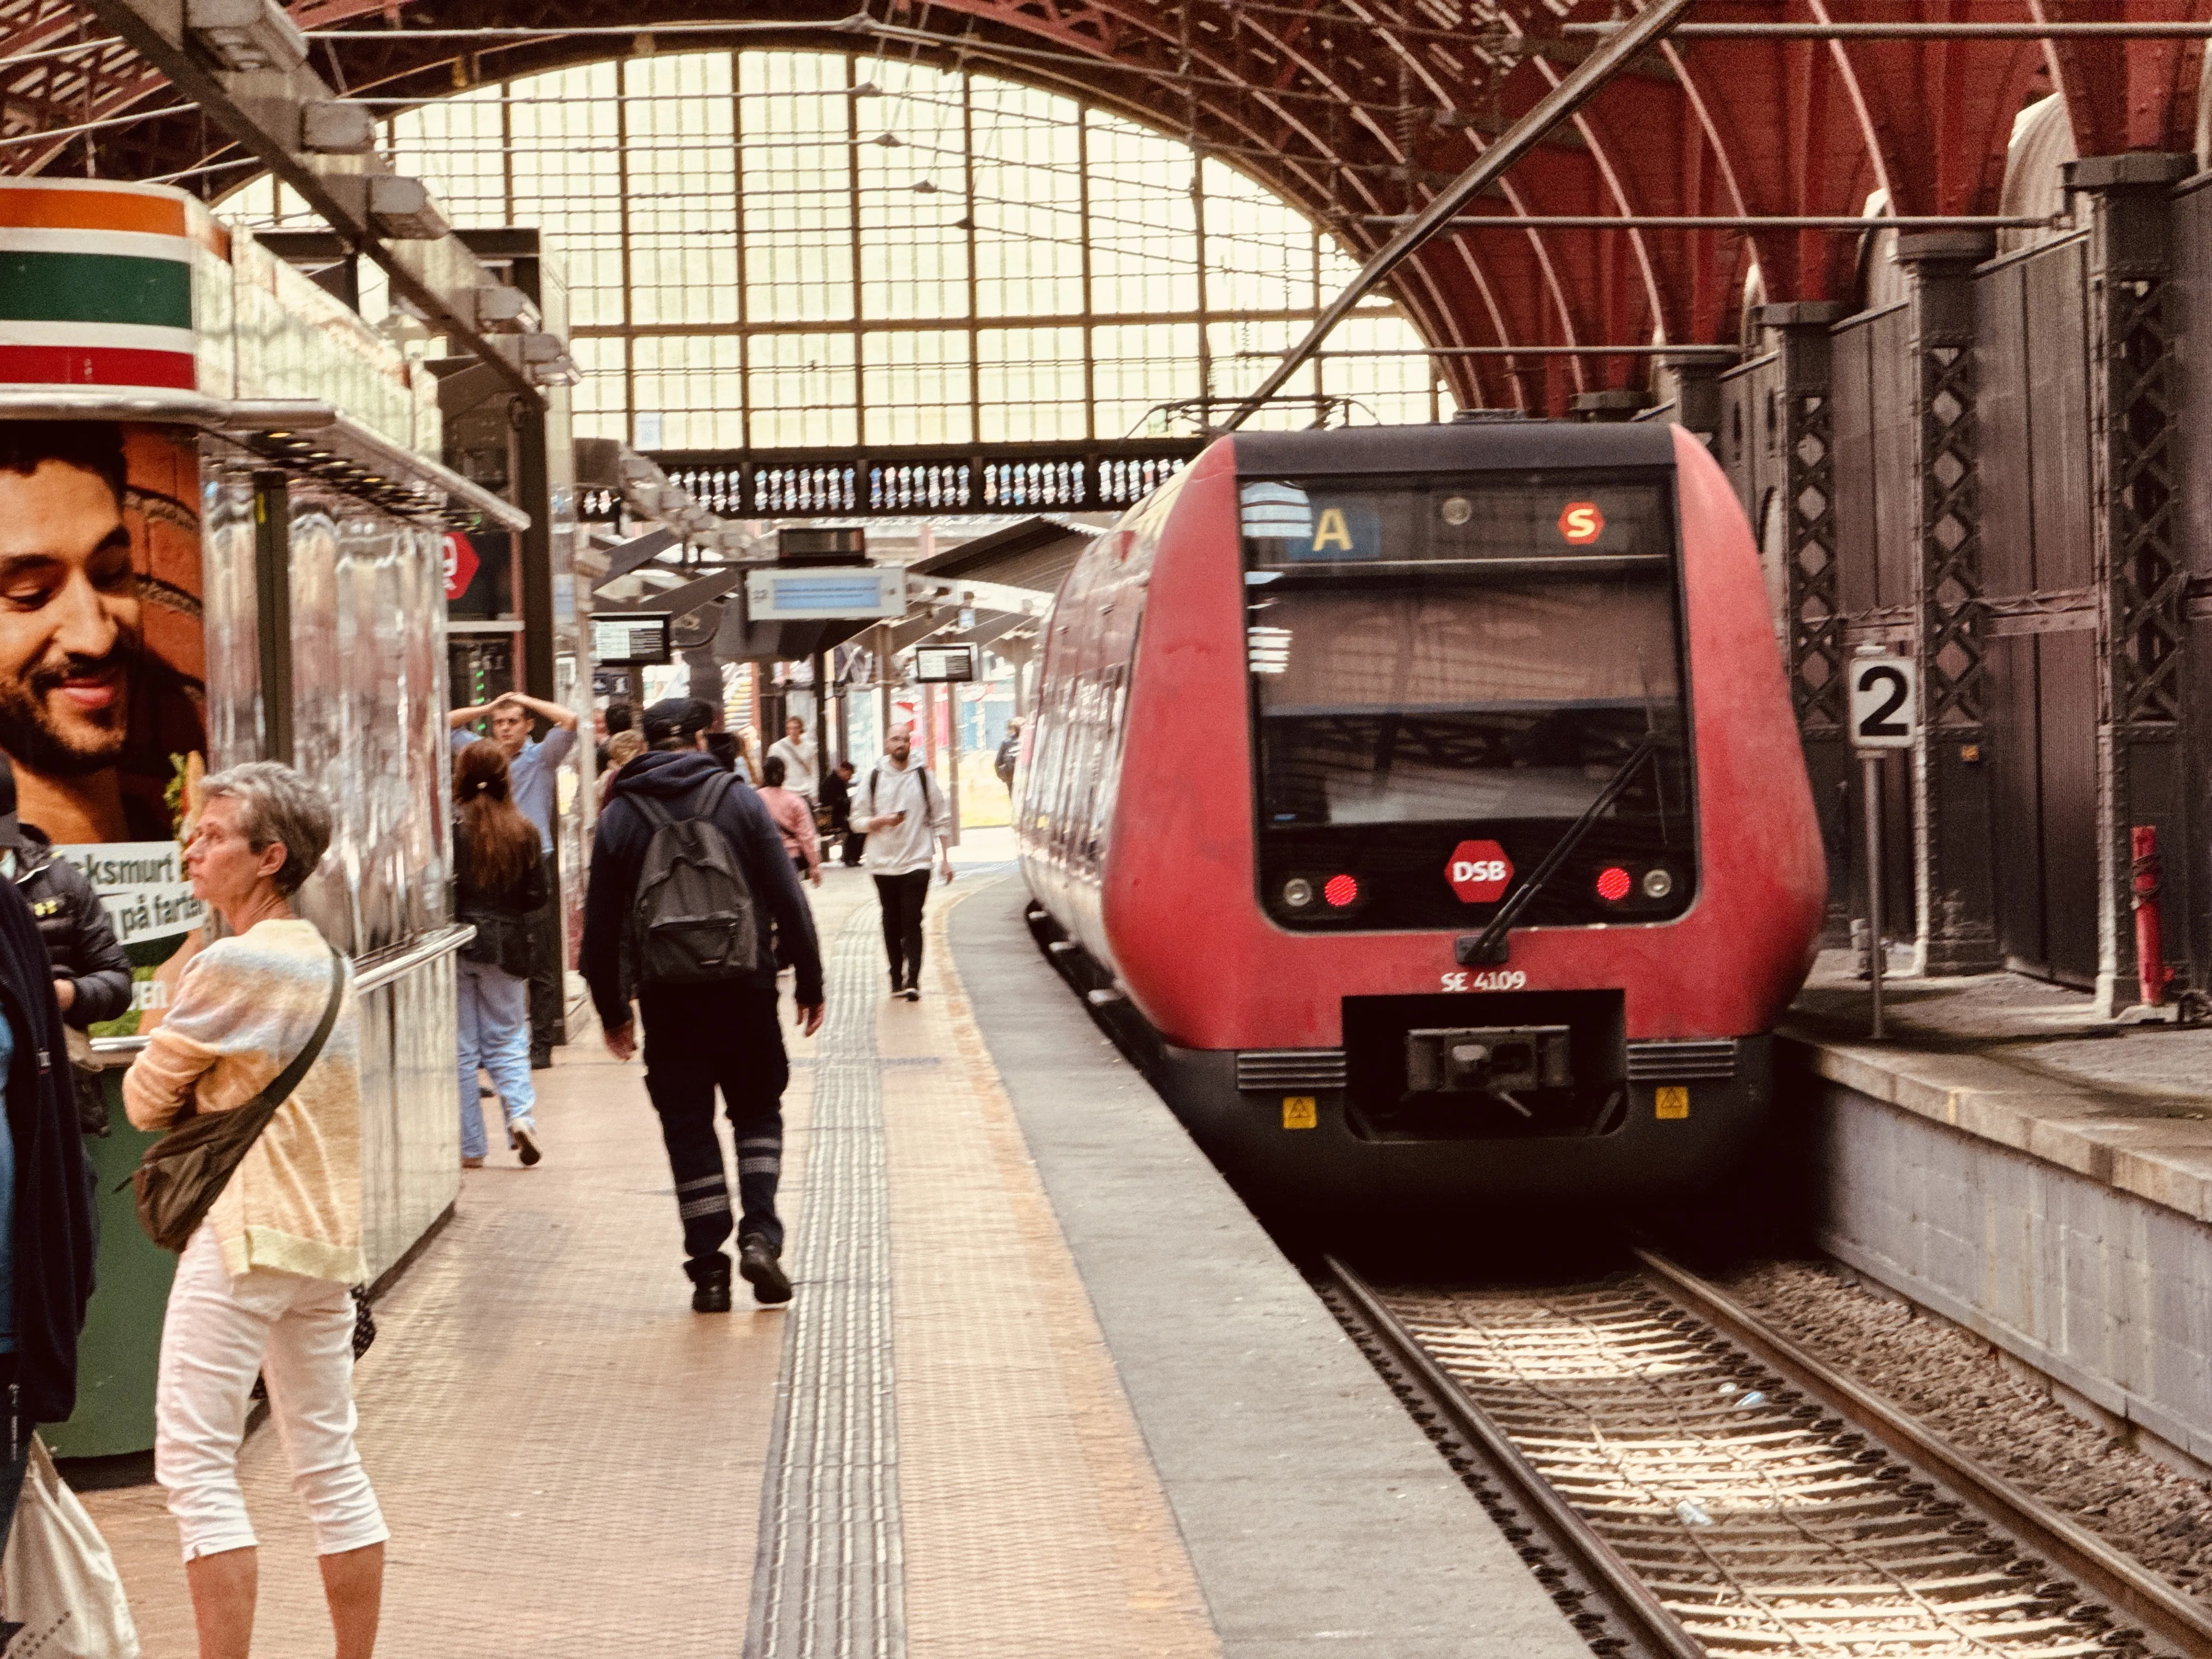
[125,761,387,1659]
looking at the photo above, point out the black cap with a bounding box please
[642,696,715,744]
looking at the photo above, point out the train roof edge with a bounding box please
[1224,420,1677,476]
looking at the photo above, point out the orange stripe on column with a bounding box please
[0,187,188,239]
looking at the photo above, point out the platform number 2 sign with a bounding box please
[1849,657,1918,751]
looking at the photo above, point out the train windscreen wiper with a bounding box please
[1458,733,1660,967]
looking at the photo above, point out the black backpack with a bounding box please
[627,774,760,986]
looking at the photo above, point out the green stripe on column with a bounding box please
[0,250,191,329]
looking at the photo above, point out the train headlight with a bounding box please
[1282,877,1314,909]
[1440,495,1472,527]
[1641,867,1674,900]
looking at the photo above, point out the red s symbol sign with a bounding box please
[1558,502,1605,545]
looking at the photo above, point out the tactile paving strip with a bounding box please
[743,907,906,1659]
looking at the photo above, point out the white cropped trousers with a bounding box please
[154,1224,387,1561]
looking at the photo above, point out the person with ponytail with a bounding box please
[452,741,549,1169]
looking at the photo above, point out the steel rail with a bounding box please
[1217,0,1698,432]
[1636,1246,2212,1658]
[1323,1255,1708,1659]
[1568,19,2212,36]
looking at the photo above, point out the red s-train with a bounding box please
[1016,419,1825,1215]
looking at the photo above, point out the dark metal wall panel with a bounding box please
[1869,307,1918,614]
[1971,235,2096,984]
[2164,180,2212,974]
[1977,261,2036,602]
[2037,630,2102,988]
[2022,240,2093,593]
[1830,318,1881,618]
[1983,633,2046,971]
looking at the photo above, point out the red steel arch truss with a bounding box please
[0,0,2205,410]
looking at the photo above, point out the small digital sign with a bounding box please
[591,612,673,666]
[745,567,906,620]
[913,644,978,684]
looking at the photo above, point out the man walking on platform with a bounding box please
[582,698,824,1311]
[768,714,819,804]
[449,690,578,1068]
[854,726,952,1001]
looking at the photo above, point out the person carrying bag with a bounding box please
[122,762,387,1659]
[128,945,342,1252]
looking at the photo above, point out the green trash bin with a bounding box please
[43,1070,175,1458]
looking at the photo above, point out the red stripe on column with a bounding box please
[0,343,196,391]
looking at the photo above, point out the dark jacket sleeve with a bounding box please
[580,802,638,1032]
[0,880,95,1424]
[719,780,824,1007]
[44,859,129,1026]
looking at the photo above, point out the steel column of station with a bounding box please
[2069,153,2197,1012]
[1895,233,2001,977]
[1756,302,1853,930]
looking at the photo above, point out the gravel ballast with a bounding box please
[1713,1259,2212,1605]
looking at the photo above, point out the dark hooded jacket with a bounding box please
[582,749,825,1031]
[0,875,96,1423]
[10,827,131,1028]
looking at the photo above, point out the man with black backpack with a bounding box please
[581,698,825,1312]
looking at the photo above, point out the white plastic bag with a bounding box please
[1,1437,139,1658]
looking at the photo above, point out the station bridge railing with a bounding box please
[580,438,1205,522]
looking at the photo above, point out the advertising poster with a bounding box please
[0,420,209,1031]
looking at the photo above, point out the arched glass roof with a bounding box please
[225,49,1439,453]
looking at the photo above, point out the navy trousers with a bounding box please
[638,984,787,1279]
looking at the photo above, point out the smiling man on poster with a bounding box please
[0,425,172,846]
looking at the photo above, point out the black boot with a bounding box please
[739,1234,792,1306]
[690,1254,733,1313]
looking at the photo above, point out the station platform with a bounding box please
[78,863,1587,1659]
[1785,956,2212,1475]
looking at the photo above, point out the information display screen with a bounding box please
[913,644,977,683]
[591,613,672,666]
[1239,477,1668,567]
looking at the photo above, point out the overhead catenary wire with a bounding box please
[1221,0,1698,428]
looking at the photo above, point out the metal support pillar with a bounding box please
[250,472,294,767]
[2070,153,2196,1012]
[1897,232,2000,977]
[1655,353,1725,442]
[1757,301,1853,933]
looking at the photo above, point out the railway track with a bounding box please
[1324,1251,2212,1659]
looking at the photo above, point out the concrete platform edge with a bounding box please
[1810,1074,2212,1473]
[948,879,1589,1659]
[1781,1030,2212,1226]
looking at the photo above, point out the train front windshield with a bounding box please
[1242,472,1696,932]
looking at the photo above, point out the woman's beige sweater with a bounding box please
[123,918,365,1284]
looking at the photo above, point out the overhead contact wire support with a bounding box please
[1218,0,1701,432]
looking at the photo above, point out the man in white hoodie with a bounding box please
[853,725,952,1000]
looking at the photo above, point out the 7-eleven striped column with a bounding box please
[0,178,219,393]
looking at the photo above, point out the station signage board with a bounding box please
[914,644,978,684]
[744,566,906,621]
[591,612,673,667]
[1849,654,1918,751]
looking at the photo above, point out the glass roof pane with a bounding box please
[222,46,1441,455]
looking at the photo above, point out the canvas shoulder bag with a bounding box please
[129,945,346,1252]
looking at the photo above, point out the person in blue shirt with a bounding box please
[449,692,579,1067]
